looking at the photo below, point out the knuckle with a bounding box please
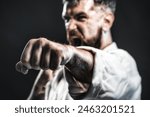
[28,39,36,45]
[26,39,36,48]
[44,43,51,50]
[39,37,47,40]
[38,38,44,45]
[37,37,48,45]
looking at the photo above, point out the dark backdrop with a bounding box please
[0,0,149,99]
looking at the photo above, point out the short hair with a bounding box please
[62,0,117,13]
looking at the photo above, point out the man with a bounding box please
[16,0,141,100]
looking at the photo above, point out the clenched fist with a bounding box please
[16,38,73,74]
[16,37,94,99]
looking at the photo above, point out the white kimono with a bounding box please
[45,43,141,100]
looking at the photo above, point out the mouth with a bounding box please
[72,38,82,47]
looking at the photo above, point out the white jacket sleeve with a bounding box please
[78,43,141,100]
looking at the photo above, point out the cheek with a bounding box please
[66,30,69,38]
[86,15,103,36]
[85,23,100,39]
[65,27,69,37]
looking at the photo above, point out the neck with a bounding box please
[100,30,112,49]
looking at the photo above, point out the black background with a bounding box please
[0,0,149,99]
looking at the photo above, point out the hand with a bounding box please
[16,37,73,74]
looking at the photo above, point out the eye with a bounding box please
[75,12,87,22]
[76,15,87,22]
[63,16,70,23]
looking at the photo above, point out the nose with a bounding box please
[66,19,77,31]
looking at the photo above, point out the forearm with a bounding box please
[63,46,94,99]
[65,46,94,84]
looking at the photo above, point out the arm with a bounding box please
[64,46,94,99]
[16,38,94,99]
[76,46,142,100]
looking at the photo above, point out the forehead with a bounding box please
[62,0,95,16]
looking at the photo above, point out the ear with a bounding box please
[102,12,115,32]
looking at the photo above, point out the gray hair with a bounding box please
[62,0,117,13]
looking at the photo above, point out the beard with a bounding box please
[82,28,102,49]
[67,27,102,48]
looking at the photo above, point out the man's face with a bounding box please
[62,0,105,48]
